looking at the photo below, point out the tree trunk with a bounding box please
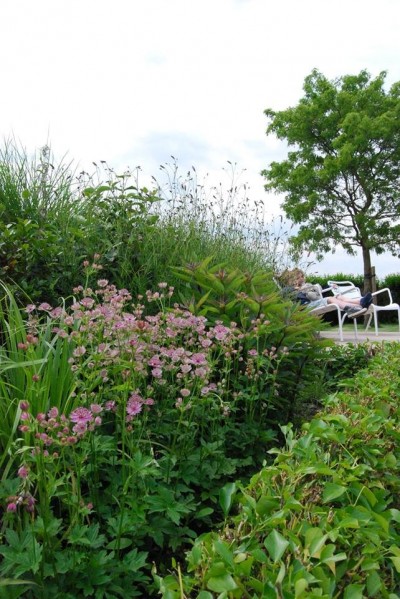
[362,245,373,293]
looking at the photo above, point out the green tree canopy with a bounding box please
[262,69,400,289]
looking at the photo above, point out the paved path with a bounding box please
[321,328,400,344]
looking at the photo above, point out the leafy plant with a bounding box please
[158,343,400,597]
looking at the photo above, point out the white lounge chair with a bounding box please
[306,283,358,342]
[328,279,400,337]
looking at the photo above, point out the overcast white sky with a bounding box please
[1,0,400,277]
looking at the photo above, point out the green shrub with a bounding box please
[158,343,400,597]
[0,272,330,596]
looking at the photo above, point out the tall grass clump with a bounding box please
[0,142,75,224]
[0,141,83,302]
[1,141,299,305]
[148,159,298,276]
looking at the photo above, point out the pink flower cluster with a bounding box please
[18,401,103,449]
[24,279,264,420]
[6,491,36,514]
[126,392,154,422]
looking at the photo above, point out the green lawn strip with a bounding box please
[158,343,400,598]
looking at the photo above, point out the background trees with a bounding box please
[262,69,400,291]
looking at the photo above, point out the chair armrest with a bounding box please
[321,287,334,297]
[371,288,394,304]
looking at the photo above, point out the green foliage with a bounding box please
[171,258,334,424]
[0,279,334,596]
[159,343,400,597]
[1,144,297,305]
[263,69,400,291]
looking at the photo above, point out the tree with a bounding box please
[262,69,400,291]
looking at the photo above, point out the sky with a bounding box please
[1,0,400,277]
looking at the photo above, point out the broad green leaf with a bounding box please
[309,533,328,558]
[322,482,346,503]
[264,530,289,563]
[196,507,214,518]
[214,540,234,567]
[207,574,238,592]
[366,571,382,596]
[344,584,364,599]
[295,578,308,597]
[337,517,359,529]
[106,537,132,550]
[390,556,400,572]
[219,482,237,517]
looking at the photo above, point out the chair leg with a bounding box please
[374,310,379,336]
[337,310,344,341]
[364,312,372,332]
[353,318,358,341]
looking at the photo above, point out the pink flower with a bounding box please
[190,353,207,365]
[90,403,103,414]
[126,396,143,421]
[148,355,163,367]
[97,279,109,288]
[38,302,52,311]
[18,466,29,479]
[151,367,163,379]
[25,494,36,513]
[25,304,36,313]
[194,367,207,378]
[80,297,95,308]
[72,422,88,435]
[48,407,59,419]
[73,346,86,357]
[7,502,17,513]
[20,401,30,411]
[201,339,212,348]
[70,407,93,425]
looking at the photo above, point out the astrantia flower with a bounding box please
[38,302,52,311]
[18,466,29,479]
[80,297,95,309]
[126,401,142,417]
[126,395,143,421]
[190,353,207,365]
[70,407,93,425]
[73,346,86,357]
